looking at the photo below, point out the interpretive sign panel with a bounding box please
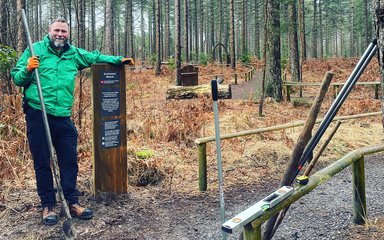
[100,87,120,117]
[101,119,121,148]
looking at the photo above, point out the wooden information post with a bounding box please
[91,64,127,194]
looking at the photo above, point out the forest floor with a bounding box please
[1,153,384,240]
[1,59,384,239]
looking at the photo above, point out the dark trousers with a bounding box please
[25,106,79,208]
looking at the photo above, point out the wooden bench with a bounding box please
[283,81,381,101]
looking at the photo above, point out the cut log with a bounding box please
[166,84,231,100]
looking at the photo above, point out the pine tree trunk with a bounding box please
[219,0,223,63]
[254,0,260,59]
[105,0,114,55]
[184,0,189,62]
[175,0,182,85]
[148,4,153,55]
[229,0,236,69]
[124,0,133,57]
[223,0,228,50]
[141,1,146,63]
[0,0,7,45]
[259,0,268,117]
[75,0,86,49]
[90,0,96,50]
[164,0,170,59]
[67,0,73,44]
[16,0,26,53]
[364,0,371,49]
[210,0,214,59]
[298,0,306,61]
[242,0,247,55]
[288,0,300,82]
[313,0,318,58]
[199,0,204,54]
[75,0,86,128]
[152,0,156,55]
[194,0,199,59]
[265,0,282,101]
[155,0,161,75]
[34,0,38,40]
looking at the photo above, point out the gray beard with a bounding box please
[49,35,67,48]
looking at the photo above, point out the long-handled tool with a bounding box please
[211,79,227,240]
[292,38,377,184]
[21,9,76,239]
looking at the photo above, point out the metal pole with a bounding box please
[295,39,377,180]
[211,79,227,240]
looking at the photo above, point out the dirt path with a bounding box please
[1,153,383,239]
[230,70,262,101]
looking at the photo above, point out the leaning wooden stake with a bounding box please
[262,71,334,240]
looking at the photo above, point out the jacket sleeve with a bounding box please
[11,48,33,87]
[75,48,123,69]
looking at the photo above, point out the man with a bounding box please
[11,18,133,226]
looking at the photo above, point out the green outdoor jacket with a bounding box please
[11,35,123,117]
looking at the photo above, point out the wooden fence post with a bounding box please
[198,143,207,191]
[352,156,366,224]
[286,85,291,102]
[243,223,262,240]
[91,64,128,195]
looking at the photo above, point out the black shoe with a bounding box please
[69,204,93,220]
[42,206,59,226]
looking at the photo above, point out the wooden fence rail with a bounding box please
[243,64,256,83]
[195,112,381,191]
[239,143,384,239]
[232,64,255,85]
[198,63,256,85]
[283,81,381,101]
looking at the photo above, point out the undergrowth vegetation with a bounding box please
[0,94,31,187]
[0,59,383,194]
